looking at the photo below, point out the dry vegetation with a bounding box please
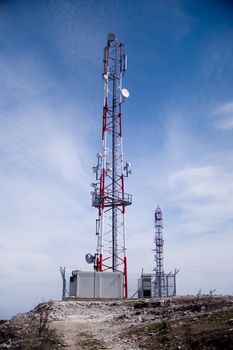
[1,296,233,349]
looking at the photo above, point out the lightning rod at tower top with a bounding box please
[89,33,132,298]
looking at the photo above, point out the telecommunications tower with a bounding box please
[90,33,132,298]
[154,206,165,298]
[138,206,179,299]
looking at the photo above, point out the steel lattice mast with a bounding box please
[154,206,165,298]
[91,33,132,298]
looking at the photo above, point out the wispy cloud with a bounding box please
[213,101,233,129]
[158,0,195,40]
[168,165,233,238]
[170,165,233,200]
[126,99,233,296]
[0,34,96,318]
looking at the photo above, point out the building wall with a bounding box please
[70,271,124,299]
[138,273,177,298]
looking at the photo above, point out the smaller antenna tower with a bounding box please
[154,206,165,298]
[138,206,179,299]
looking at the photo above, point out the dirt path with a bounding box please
[51,301,139,350]
[50,297,233,350]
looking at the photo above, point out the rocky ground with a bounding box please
[0,296,233,349]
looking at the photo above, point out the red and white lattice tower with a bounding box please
[91,33,132,298]
[154,206,165,298]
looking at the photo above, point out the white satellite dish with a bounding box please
[102,73,108,81]
[85,253,95,264]
[121,88,130,99]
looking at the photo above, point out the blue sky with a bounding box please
[0,0,233,319]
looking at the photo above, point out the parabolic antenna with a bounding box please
[102,73,108,81]
[121,88,130,99]
[85,253,95,264]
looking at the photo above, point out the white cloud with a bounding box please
[125,103,233,298]
[0,40,97,319]
[212,101,233,129]
[170,166,233,200]
[166,166,233,241]
[46,134,85,184]
[220,119,233,129]
[214,101,233,115]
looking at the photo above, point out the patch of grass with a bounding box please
[120,308,233,350]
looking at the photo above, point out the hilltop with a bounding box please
[0,296,233,349]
